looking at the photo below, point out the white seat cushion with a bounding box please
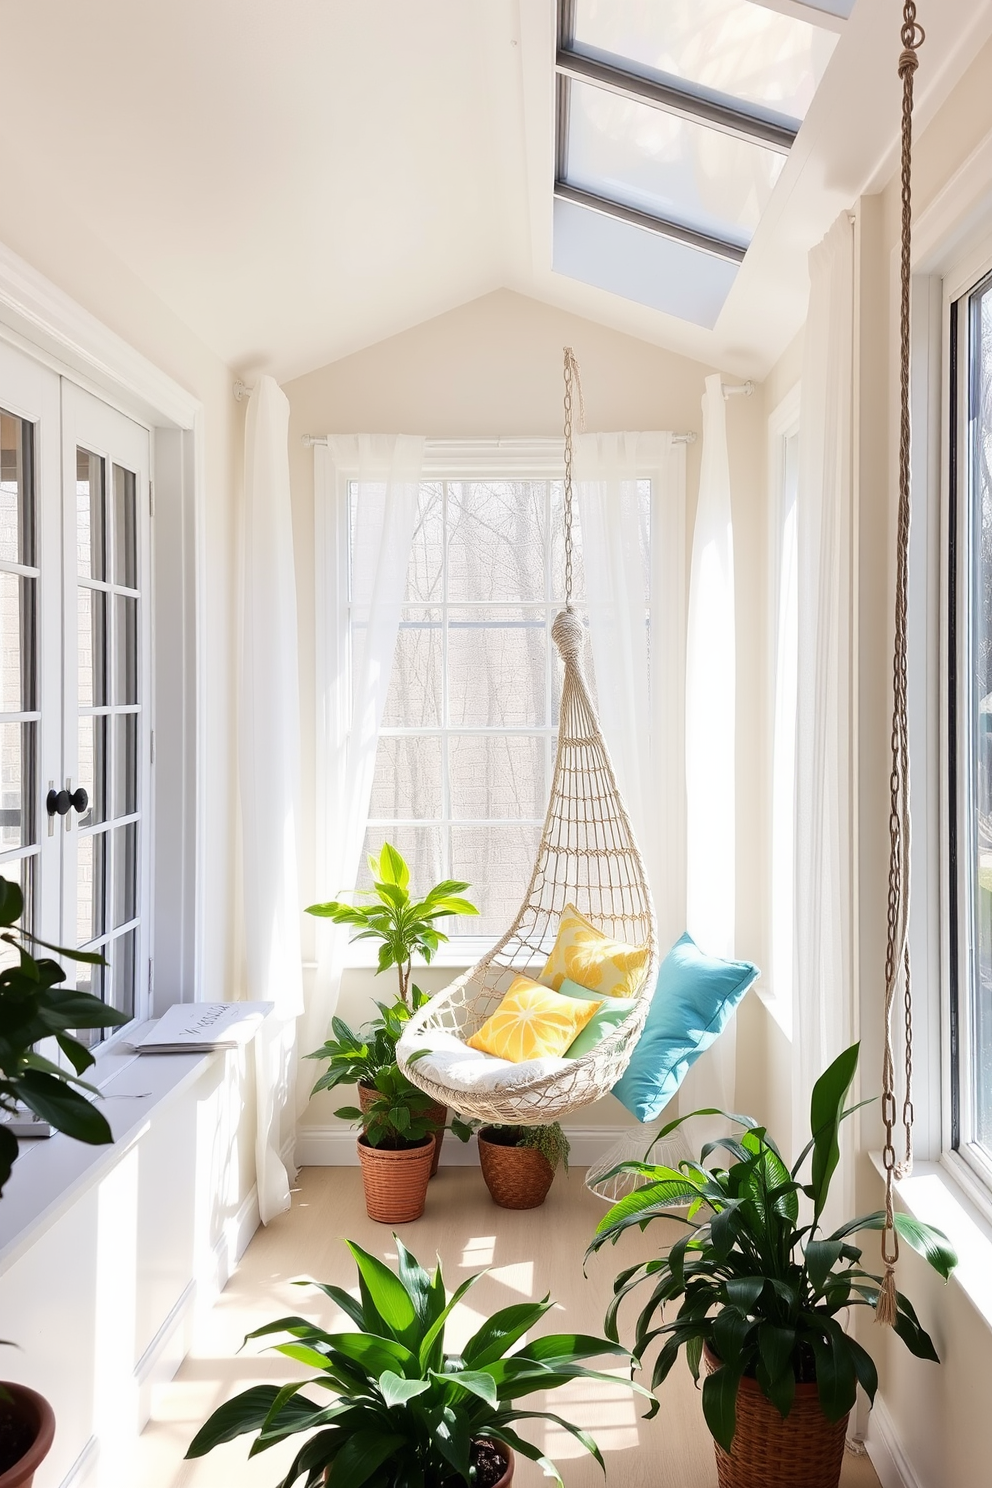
[398,1027,570,1096]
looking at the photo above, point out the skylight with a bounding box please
[553,0,846,326]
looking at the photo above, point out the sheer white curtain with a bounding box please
[305,435,425,1073]
[794,214,857,1225]
[681,373,737,1117]
[241,375,304,1223]
[574,432,686,952]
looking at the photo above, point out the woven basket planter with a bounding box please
[0,1384,55,1488]
[703,1347,848,1488]
[478,1128,555,1209]
[358,1083,447,1177]
[357,1133,435,1224]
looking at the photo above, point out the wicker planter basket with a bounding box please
[0,1384,55,1488]
[703,1346,848,1488]
[357,1133,435,1223]
[358,1083,446,1177]
[478,1128,555,1209]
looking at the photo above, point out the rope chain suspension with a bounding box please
[562,347,585,610]
[878,0,925,1331]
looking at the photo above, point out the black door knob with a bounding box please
[70,787,88,814]
[46,789,70,818]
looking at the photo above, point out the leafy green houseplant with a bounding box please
[187,1235,644,1488]
[588,1044,957,1488]
[0,874,126,1482]
[337,1067,443,1224]
[452,1118,571,1211]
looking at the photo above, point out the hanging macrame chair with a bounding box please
[397,351,659,1125]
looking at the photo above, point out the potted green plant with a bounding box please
[0,874,126,1485]
[187,1234,645,1487]
[587,1043,957,1488]
[306,844,479,1174]
[336,1067,440,1223]
[452,1118,571,1210]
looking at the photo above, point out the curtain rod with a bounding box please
[300,432,698,447]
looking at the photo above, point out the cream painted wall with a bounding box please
[283,287,768,1138]
[0,154,241,1000]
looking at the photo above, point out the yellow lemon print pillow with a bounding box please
[540,904,650,999]
[467,975,601,1063]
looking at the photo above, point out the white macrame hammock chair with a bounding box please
[398,354,659,1125]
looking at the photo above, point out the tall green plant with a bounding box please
[0,876,125,1193]
[305,989,429,1099]
[587,1044,957,1454]
[305,844,478,1007]
[187,1236,646,1488]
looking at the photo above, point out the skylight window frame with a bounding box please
[554,0,806,267]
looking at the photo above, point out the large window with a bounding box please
[354,464,650,941]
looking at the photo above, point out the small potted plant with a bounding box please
[0,875,126,1486]
[337,1066,440,1223]
[187,1235,645,1486]
[306,844,479,1173]
[587,1043,957,1488]
[453,1117,571,1210]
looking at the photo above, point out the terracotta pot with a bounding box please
[358,1083,447,1177]
[478,1128,554,1209]
[0,1385,55,1488]
[702,1346,848,1488]
[357,1132,435,1223]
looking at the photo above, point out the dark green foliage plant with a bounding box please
[305,988,430,1100]
[186,1235,645,1488]
[0,875,125,1194]
[305,843,478,1007]
[587,1043,957,1454]
[336,1066,438,1151]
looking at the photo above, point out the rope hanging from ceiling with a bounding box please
[877,0,925,1330]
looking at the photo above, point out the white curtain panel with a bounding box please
[681,372,738,1120]
[240,375,304,1224]
[574,431,687,951]
[794,214,857,1225]
[305,435,425,1077]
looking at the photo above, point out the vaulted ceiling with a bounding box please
[2,0,991,382]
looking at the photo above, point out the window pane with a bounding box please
[970,278,992,1151]
[113,464,137,589]
[78,714,107,827]
[447,481,549,603]
[380,609,442,728]
[77,829,107,945]
[78,588,107,708]
[564,77,786,247]
[0,721,35,851]
[0,853,35,970]
[113,713,137,818]
[0,410,34,567]
[358,824,444,903]
[114,594,138,704]
[76,448,106,581]
[369,735,442,822]
[449,824,542,937]
[448,608,547,727]
[571,0,836,124]
[108,929,135,1021]
[449,735,546,821]
[0,574,36,712]
[113,821,137,928]
[406,482,444,601]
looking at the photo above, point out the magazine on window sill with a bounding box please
[126,1001,275,1054]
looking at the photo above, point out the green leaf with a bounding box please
[462,1299,554,1368]
[805,1240,844,1294]
[725,1277,764,1312]
[324,1429,405,1488]
[431,1368,498,1407]
[810,1321,858,1423]
[845,1336,879,1404]
[808,1043,860,1224]
[377,1371,430,1408]
[592,1173,703,1245]
[515,1332,632,1366]
[377,843,410,889]
[0,878,23,927]
[298,1282,367,1331]
[416,1272,484,1373]
[16,1071,113,1145]
[701,1361,742,1453]
[485,1425,563,1488]
[186,1385,285,1457]
[0,1124,18,1196]
[54,1033,95,1077]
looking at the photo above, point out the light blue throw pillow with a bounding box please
[611,933,759,1123]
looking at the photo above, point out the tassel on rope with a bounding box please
[878,1,924,1327]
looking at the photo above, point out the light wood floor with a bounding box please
[135,1166,881,1488]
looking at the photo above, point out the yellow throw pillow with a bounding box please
[540,904,650,999]
[467,975,602,1063]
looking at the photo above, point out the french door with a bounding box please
[0,341,151,1038]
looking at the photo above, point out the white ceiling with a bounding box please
[2,0,991,382]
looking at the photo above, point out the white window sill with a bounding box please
[869,1148,992,1333]
[0,1017,264,1275]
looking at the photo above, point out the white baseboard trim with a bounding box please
[295,1126,631,1169]
[866,1394,924,1488]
